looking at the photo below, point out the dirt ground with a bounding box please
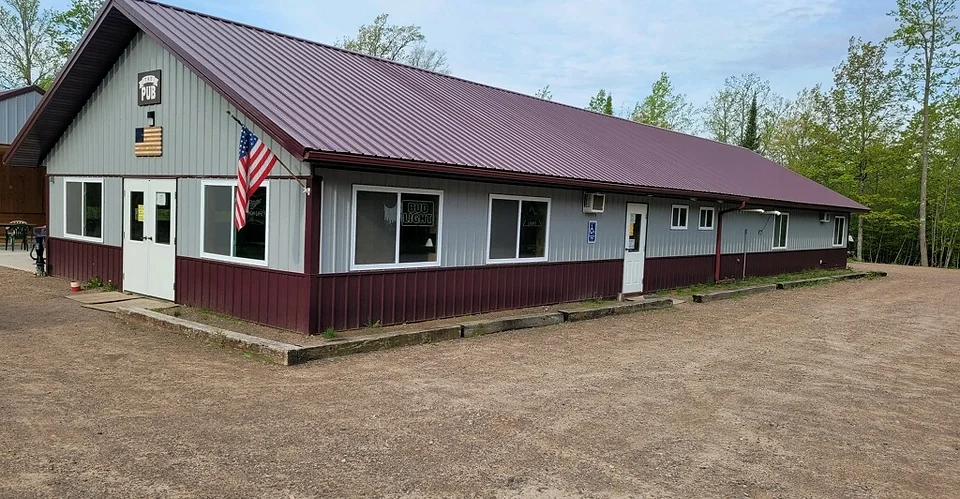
[1,263,959,498]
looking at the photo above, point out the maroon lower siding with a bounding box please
[47,237,123,287]
[644,248,848,291]
[175,257,312,332]
[315,259,624,331]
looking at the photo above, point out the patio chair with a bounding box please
[4,222,30,251]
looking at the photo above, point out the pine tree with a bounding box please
[740,94,760,151]
[603,95,613,115]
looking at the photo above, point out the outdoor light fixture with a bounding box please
[147,111,156,127]
[741,208,766,214]
[765,210,782,216]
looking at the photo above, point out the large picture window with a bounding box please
[487,195,550,262]
[64,178,102,241]
[833,216,846,247]
[351,186,442,270]
[773,213,789,249]
[202,181,268,263]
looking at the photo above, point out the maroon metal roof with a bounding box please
[0,85,44,102]
[5,0,866,211]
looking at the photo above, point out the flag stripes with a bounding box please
[134,126,163,157]
[235,126,278,230]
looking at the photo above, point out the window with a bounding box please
[671,205,689,230]
[698,207,715,231]
[64,178,102,241]
[772,213,789,249]
[351,186,442,270]
[833,216,846,247]
[202,181,268,263]
[487,195,550,262]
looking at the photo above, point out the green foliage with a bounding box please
[604,95,613,115]
[52,0,101,58]
[336,13,450,74]
[323,328,337,339]
[740,94,760,151]
[630,72,695,132]
[587,89,612,114]
[703,73,786,154]
[0,0,61,88]
[534,85,553,101]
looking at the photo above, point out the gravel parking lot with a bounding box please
[2,263,959,498]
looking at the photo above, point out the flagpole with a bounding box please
[226,111,310,194]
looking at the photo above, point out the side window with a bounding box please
[351,187,442,269]
[773,213,789,249]
[64,179,103,241]
[202,182,268,262]
[698,207,715,231]
[488,195,550,262]
[671,205,688,230]
[833,216,846,246]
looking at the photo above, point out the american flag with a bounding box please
[236,126,277,229]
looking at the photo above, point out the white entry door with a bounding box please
[123,178,177,300]
[622,203,648,294]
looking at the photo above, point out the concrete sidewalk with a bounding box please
[0,250,35,273]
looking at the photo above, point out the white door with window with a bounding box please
[123,179,177,300]
[622,203,648,294]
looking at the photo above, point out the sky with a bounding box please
[50,0,898,111]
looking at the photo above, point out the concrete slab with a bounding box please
[0,250,36,273]
[776,272,870,290]
[295,326,463,364]
[461,312,564,338]
[84,298,175,312]
[67,291,138,304]
[559,297,673,322]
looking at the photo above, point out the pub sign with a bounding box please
[137,70,162,106]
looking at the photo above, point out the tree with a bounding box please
[535,85,553,101]
[587,89,612,114]
[831,38,902,260]
[702,73,785,154]
[337,13,450,74]
[0,0,60,89]
[740,94,760,150]
[887,0,960,267]
[630,72,695,132]
[52,0,101,58]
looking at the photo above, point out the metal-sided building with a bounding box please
[0,85,45,224]
[4,0,866,334]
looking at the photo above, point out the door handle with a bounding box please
[143,236,153,241]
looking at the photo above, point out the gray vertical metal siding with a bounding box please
[177,178,305,272]
[0,90,41,144]
[318,168,846,274]
[48,176,122,247]
[43,32,306,177]
[318,168,631,274]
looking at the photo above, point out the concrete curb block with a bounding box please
[293,326,462,364]
[117,307,299,365]
[869,271,888,277]
[776,272,870,289]
[693,284,778,303]
[461,312,564,338]
[559,297,673,322]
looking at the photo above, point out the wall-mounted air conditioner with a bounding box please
[819,212,832,223]
[583,193,605,213]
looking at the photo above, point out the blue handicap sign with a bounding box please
[587,220,597,244]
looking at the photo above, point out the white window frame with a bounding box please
[486,194,552,264]
[698,206,715,231]
[62,177,104,243]
[349,185,444,271]
[671,204,689,230]
[772,212,790,250]
[833,215,847,247]
[200,179,270,267]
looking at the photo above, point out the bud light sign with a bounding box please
[137,70,162,106]
[401,200,435,226]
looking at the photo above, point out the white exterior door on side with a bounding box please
[123,178,177,301]
[622,203,648,294]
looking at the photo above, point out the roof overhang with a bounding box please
[0,85,45,102]
[305,150,869,213]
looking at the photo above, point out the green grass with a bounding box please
[323,328,338,339]
[666,268,855,297]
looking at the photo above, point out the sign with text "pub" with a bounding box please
[137,70,162,106]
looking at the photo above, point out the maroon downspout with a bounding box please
[715,200,748,283]
[304,174,322,334]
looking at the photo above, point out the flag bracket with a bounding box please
[226,111,311,195]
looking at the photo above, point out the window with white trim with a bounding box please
[671,205,689,230]
[488,195,550,262]
[772,213,789,249]
[64,178,103,241]
[698,207,715,230]
[202,181,268,262]
[351,186,442,269]
[833,216,846,246]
